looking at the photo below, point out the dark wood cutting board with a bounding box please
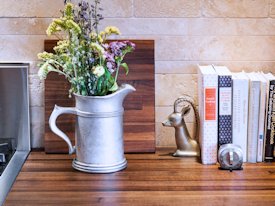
[44,40,155,153]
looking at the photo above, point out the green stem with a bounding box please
[54,70,68,78]
[99,56,102,66]
[48,61,72,80]
[114,53,126,83]
[114,62,120,83]
[49,66,70,79]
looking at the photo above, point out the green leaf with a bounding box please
[104,67,111,80]
[120,63,129,75]
[81,89,87,96]
[108,75,114,86]
[115,56,122,62]
[109,82,118,92]
[99,77,108,96]
[97,77,103,94]
[67,63,73,71]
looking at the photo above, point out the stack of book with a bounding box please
[197,65,275,164]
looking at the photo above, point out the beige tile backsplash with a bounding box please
[0,0,274,148]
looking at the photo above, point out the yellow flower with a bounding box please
[53,19,64,26]
[57,39,69,46]
[54,40,69,53]
[100,31,105,37]
[64,3,74,18]
[37,52,54,60]
[92,66,105,77]
[46,19,64,36]
[97,35,103,43]
[47,17,81,36]
[46,21,56,36]
[91,43,105,55]
[66,20,81,34]
[90,32,97,38]
[104,26,121,35]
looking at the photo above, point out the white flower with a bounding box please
[92,66,105,77]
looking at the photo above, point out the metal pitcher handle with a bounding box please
[49,105,77,154]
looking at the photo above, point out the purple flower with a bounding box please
[79,1,89,10]
[125,41,136,49]
[102,43,109,50]
[106,62,115,73]
[104,52,116,73]
[104,40,135,74]
[108,41,135,57]
[109,41,123,56]
[104,52,114,62]
[117,41,126,48]
[89,57,95,64]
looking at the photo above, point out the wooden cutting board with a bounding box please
[44,40,155,153]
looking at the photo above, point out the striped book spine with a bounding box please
[213,66,233,147]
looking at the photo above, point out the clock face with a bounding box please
[218,144,243,170]
[220,151,242,168]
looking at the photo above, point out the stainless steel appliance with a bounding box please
[0,63,30,205]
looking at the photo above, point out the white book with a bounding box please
[232,72,249,162]
[197,65,218,164]
[255,73,267,162]
[212,66,233,147]
[246,73,261,163]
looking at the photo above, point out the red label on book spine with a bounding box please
[205,88,216,121]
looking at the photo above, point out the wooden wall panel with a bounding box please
[44,40,155,153]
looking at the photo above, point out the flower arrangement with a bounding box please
[37,0,135,96]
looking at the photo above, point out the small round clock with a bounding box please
[218,144,243,172]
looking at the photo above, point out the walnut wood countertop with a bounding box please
[5,148,275,206]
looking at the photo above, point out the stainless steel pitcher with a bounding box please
[49,84,135,173]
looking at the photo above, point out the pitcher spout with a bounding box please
[107,84,135,109]
[118,84,136,99]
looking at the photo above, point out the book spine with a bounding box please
[257,81,267,162]
[232,79,248,162]
[247,81,260,163]
[264,80,275,162]
[198,70,218,164]
[218,75,232,147]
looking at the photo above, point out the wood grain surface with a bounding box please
[5,148,275,206]
[44,40,155,153]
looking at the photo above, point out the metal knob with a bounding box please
[218,144,243,171]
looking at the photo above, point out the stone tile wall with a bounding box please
[0,0,274,148]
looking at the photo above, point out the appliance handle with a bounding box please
[49,105,77,154]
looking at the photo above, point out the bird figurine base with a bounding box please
[173,149,200,157]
